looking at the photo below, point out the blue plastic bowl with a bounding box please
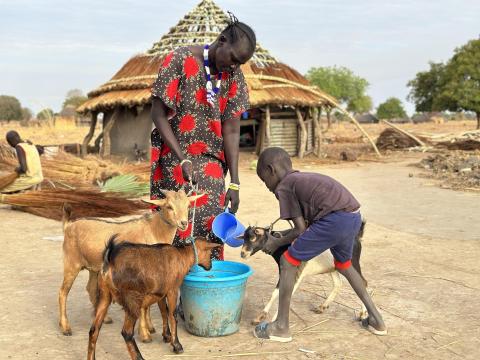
[181,261,253,337]
[212,209,245,247]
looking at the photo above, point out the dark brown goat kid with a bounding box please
[87,236,220,360]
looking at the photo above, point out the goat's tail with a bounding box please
[62,202,72,232]
[102,234,119,275]
[357,218,366,242]
[351,218,367,287]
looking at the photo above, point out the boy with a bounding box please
[253,147,386,342]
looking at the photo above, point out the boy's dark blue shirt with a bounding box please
[274,170,360,224]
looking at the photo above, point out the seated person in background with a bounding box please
[253,147,386,342]
[1,130,43,193]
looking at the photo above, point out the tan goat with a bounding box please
[58,189,203,342]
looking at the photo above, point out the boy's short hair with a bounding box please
[258,147,292,171]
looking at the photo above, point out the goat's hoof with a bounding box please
[251,312,267,325]
[163,335,172,343]
[62,329,72,336]
[357,310,369,321]
[140,336,153,343]
[173,344,184,354]
[103,316,113,324]
[148,326,156,333]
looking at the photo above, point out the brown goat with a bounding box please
[58,189,204,340]
[87,236,220,360]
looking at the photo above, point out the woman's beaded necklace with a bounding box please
[203,44,222,105]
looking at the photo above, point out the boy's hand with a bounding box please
[263,232,280,255]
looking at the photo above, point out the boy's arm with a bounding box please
[263,216,306,254]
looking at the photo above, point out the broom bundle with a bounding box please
[0,188,151,221]
[0,171,18,190]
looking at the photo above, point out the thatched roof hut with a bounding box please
[78,0,339,159]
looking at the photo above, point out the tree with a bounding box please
[441,38,480,129]
[0,95,22,121]
[21,107,33,121]
[407,62,448,112]
[376,97,407,120]
[37,108,54,120]
[62,89,87,113]
[407,38,480,129]
[306,66,370,127]
[347,94,373,114]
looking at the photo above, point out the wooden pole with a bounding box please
[265,105,271,147]
[81,112,98,157]
[101,109,118,158]
[313,107,322,157]
[295,107,308,158]
[336,108,382,157]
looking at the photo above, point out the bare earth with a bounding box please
[1,155,479,360]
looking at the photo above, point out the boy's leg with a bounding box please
[254,254,297,341]
[336,262,386,334]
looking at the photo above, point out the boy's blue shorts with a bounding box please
[285,211,362,269]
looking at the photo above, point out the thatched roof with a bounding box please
[78,0,337,114]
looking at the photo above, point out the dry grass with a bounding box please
[0,188,150,221]
[0,117,97,146]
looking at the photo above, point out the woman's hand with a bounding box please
[181,160,197,184]
[224,188,239,214]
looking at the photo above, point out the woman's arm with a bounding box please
[151,97,193,182]
[15,145,27,174]
[222,115,241,213]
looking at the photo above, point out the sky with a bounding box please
[1,0,479,115]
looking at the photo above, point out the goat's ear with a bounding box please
[188,193,206,202]
[141,197,167,207]
[254,228,265,236]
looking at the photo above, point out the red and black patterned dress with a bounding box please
[150,47,249,260]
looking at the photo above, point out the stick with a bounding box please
[381,120,426,147]
[436,340,461,350]
[386,272,479,291]
[164,351,293,358]
[296,319,329,333]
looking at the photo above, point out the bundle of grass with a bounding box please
[0,171,18,190]
[0,189,150,221]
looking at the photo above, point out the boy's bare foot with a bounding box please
[361,316,387,336]
[253,321,292,342]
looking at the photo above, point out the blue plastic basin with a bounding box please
[181,261,253,337]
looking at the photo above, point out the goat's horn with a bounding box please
[235,234,244,240]
[157,189,168,196]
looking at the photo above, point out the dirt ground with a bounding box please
[1,153,479,360]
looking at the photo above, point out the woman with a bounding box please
[150,16,256,260]
[1,130,43,193]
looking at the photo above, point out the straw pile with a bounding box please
[0,171,18,190]
[376,128,419,150]
[0,147,150,189]
[0,189,150,221]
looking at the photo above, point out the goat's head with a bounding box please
[237,226,269,259]
[142,190,205,231]
[194,238,222,270]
